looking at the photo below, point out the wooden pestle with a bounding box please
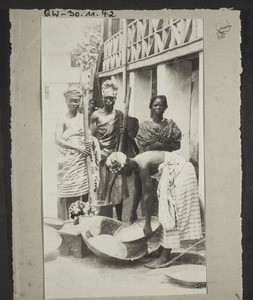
[104,87,132,205]
[82,88,96,204]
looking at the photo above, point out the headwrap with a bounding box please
[101,80,118,97]
[106,152,127,173]
[64,86,82,100]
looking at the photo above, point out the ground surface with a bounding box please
[45,245,206,299]
[44,174,206,299]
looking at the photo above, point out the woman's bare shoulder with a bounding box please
[56,114,67,127]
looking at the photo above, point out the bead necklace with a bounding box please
[152,117,165,123]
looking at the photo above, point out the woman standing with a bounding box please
[135,95,182,217]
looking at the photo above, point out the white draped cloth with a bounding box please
[152,152,203,249]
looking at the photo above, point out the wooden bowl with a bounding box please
[80,216,147,262]
[43,226,62,257]
[44,217,64,230]
[164,265,206,289]
[114,217,161,244]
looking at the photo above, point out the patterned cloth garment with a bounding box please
[57,127,100,198]
[136,118,181,153]
[153,152,203,249]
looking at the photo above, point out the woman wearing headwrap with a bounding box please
[106,151,203,269]
[55,86,101,220]
[90,80,129,221]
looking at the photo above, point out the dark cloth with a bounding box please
[94,110,123,158]
[94,110,129,204]
[136,118,181,153]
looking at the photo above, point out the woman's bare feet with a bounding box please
[145,248,171,269]
[145,246,163,258]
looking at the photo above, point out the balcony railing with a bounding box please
[103,29,124,72]
[102,19,203,72]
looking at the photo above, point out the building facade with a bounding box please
[97,18,204,208]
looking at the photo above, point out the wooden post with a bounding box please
[108,19,113,38]
[122,19,128,103]
[198,51,205,216]
[118,87,131,151]
[82,87,96,204]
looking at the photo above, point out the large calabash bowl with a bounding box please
[80,216,147,262]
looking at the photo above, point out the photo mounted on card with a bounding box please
[11,9,242,300]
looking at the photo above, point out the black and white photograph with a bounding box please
[41,15,206,298]
[41,16,206,298]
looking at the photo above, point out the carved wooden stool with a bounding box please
[58,224,88,258]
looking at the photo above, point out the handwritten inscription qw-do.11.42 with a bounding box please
[44,9,116,18]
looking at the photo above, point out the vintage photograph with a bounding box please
[42,16,205,298]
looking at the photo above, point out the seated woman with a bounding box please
[135,95,182,217]
[106,151,203,269]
